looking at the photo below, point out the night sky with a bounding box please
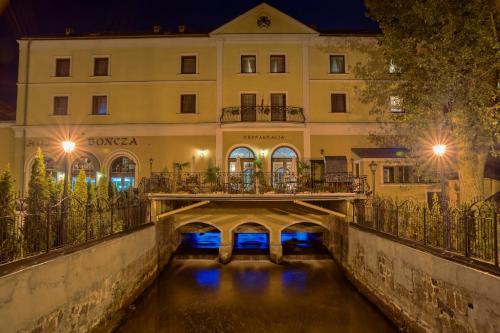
[0,0,378,120]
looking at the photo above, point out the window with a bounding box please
[55,58,70,77]
[383,166,413,183]
[383,166,395,183]
[330,55,345,73]
[390,96,403,113]
[241,55,256,73]
[53,96,68,115]
[93,57,109,76]
[110,156,136,191]
[240,93,256,122]
[181,56,197,74]
[180,94,196,114]
[270,93,286,121]
[92,96,108,115]
[71,154,100,187]
[270,55,285,73]
[331,93,347,113]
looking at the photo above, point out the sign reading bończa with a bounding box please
[88,137,138,146]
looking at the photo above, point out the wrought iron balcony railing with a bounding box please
[140,171,367,195]
[220,106,306,124]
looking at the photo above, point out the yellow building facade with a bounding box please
[3,3,491,203]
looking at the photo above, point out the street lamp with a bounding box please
[369,160,377,197]
[433,143,449,248]
[61,140,75,245]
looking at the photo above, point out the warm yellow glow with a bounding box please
[432,144,446,157]
[62,140,75,153]
[198,149,207,157]
[260,149,268,157]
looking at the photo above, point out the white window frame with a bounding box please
[329,53,348,74]
[51,95,70,116]
[389,95,404,113]
[53,56,72,77]
[239,53,258,74]
[268,53,287,74]
[90,94,110,116]
[330,91,349,113]
[178,92,199,114]
[91,55,111,77]
[179,53,199,75]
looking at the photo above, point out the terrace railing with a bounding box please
[0,192,149,265]
[140,171,367,195]
[220,106,306,123]
[353,198,499,271]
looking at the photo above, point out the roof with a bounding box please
[18,3,379,41]
[351,148,410,159]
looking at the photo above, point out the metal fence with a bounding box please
[140,171,367,195]
[353,198,499,269]
[0,192,149,265]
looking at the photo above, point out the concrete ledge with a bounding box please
[0,222,176,332]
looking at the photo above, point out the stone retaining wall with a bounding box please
[0,222,177,333]
[329,220,500,333]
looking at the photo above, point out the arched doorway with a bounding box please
[176,222,221,255]
[110,156,136,191]
[232,222,270,255]
[228,146,256,192]
[271,146,297,188]
[71,153,100,187]
[281,222,329,255]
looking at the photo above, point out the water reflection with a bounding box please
[194,268,220,288]
[116,260,396,333]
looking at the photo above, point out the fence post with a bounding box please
[464,209,469,258]
[46,204,51,252]
[110,199,114,234]
[423,207,427,245]
[85,203,90,242]
[395,205,399,237]
[494,212,498,268]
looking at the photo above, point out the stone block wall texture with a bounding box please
[345,226,500,333]
[0,223,176,333]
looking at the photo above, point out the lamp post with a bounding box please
[432,144,449,249]
[61,140,75,245]
[369,160,377,197]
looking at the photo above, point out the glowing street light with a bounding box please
[432,143,449,248]
[432,144,446,157]
[62,140,75,153]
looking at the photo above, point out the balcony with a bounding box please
[220,106,306,124]
[140,171,367,200]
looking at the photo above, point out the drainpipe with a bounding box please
[20,39,31,195]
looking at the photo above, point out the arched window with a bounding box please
[271,146,298,186]
[110,156,136,191]
[228,147,256,192]
[71,153,100,186]
[228,147,255,173]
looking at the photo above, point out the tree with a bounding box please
[355,0,499,202]
[96,173,109,200]
[27,147,49,212]
[0,165,17,262]
[69,169,88,243]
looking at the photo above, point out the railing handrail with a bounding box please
[220,105,306,123]
[141,171,367,195]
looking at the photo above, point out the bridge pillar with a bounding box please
[219,243,232,264]
[270,242,283,264]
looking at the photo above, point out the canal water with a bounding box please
[116,259,396,333]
